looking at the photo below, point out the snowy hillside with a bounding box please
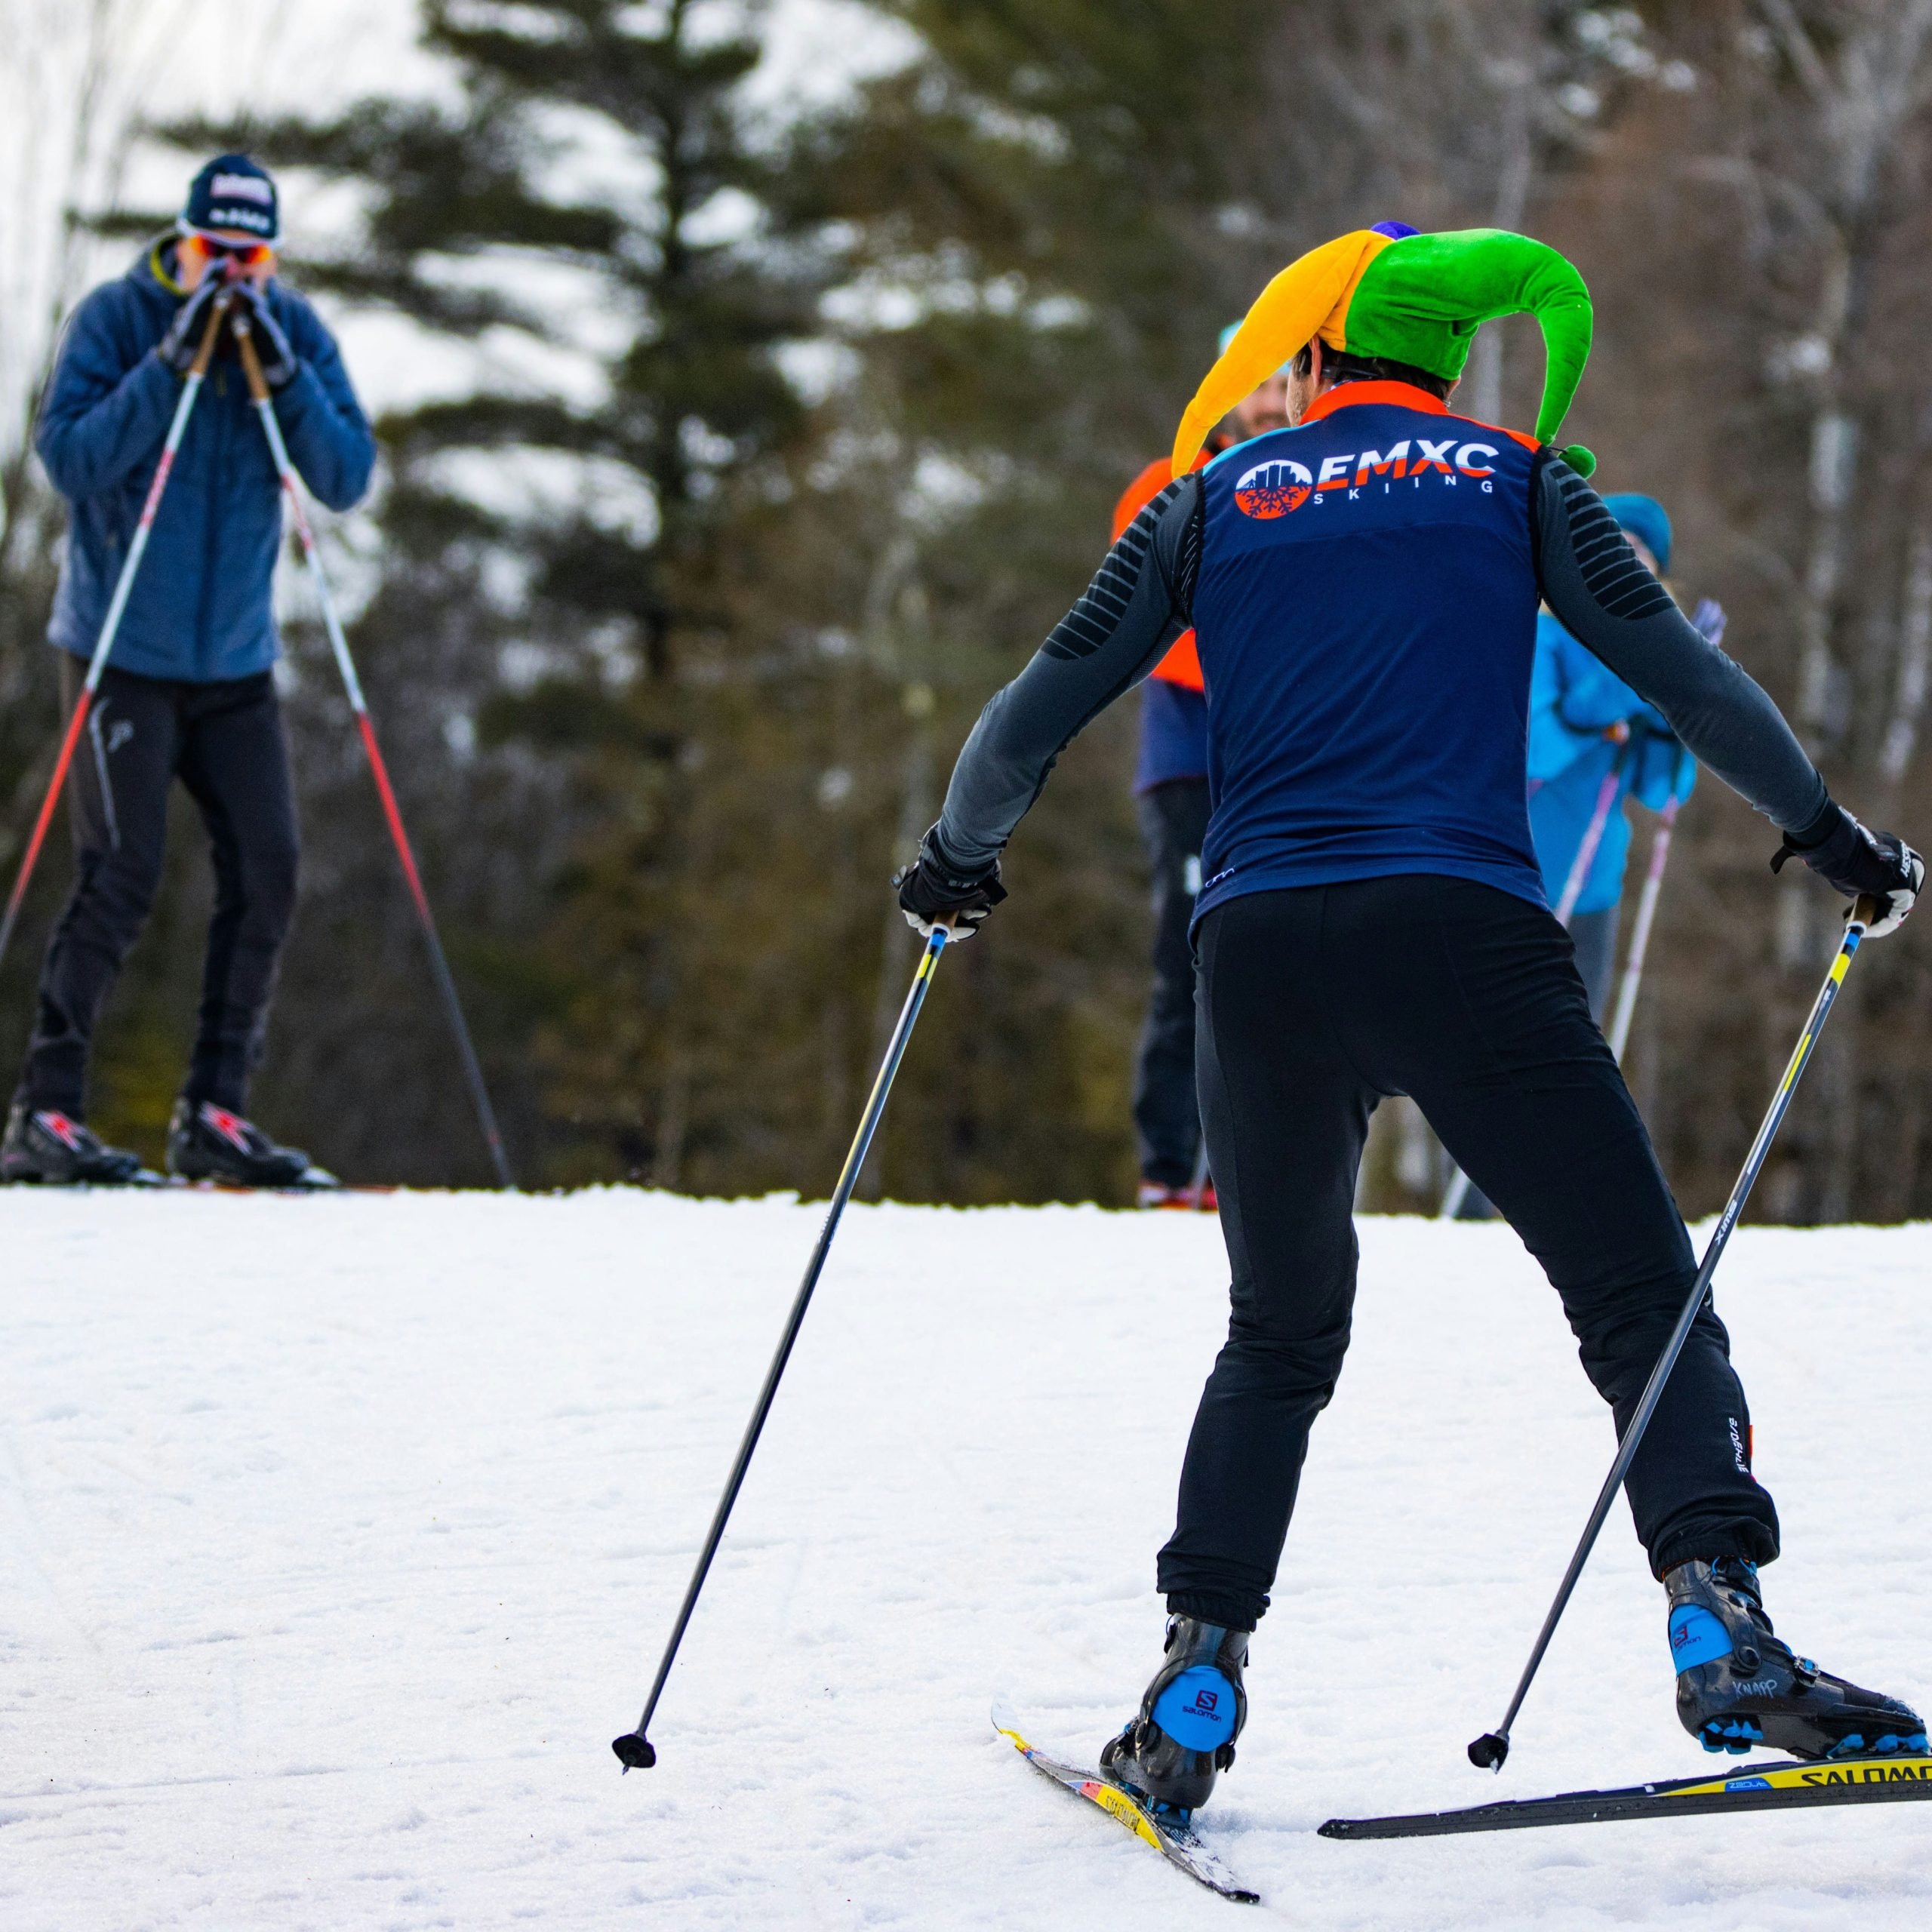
[1,1189,1928,1928]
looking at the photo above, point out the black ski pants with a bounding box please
[15,660,300,1118]
[1157,876,1778,1631]
[1451,904,1621,1220]
[1134,778,1212,1188]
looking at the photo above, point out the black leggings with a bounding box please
[1134,778,1211,1187]
[16,660,299,1117]
[1157,876,1777,1630]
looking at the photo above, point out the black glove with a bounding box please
[155,278,225,375]
[1772,802,1924,938]
[894,826,1007,939]
[230,283,298,389]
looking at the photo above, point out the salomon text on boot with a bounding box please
[1669,1557,1926,1760]
[1100,1617,1248,1817]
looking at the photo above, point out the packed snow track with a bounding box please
[0,1189,1927,1927]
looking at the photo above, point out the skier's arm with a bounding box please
[927,475,1202,875]
[1555,660,1664,740]
[269,295,377,512]
[34,291,181,501]
[1524,632,1602,784]
[1532,454,1827,838]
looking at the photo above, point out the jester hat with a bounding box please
[1173,226,1595,475]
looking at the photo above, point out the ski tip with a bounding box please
[1468,1731,1509,1773]
[612,1732,656,1771]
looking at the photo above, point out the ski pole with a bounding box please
[1441,734,1633,1217]
[0,291,232,976]
[1605,749,1694,1063]
[1467,896,1878,1774]
[1550,734,1632,927]
[233,318,514,1189]
[612,924,951,1770]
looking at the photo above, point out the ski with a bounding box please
[1321,1752,1932,1841]
[992,1707,1260,1903]
[170,1171,351,1194]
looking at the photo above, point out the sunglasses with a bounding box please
[182,232,276,272]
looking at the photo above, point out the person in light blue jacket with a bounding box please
[1527,493,1706,1018]
[3,154,375,1188]
[1454,496,1706,1220]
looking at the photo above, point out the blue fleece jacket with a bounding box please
[37,244,376,683]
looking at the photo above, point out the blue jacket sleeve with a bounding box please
[1547,626,1663,736]
[1526,623,1588,785]
[33,285,180,500]
[269,289,377,512]
[1629,733,1696,811]
[1527,620,1677,791]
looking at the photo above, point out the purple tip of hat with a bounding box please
[1371,221,1420,240]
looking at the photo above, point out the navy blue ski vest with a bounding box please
[1192,382,1546,923]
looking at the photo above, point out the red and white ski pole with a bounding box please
[1549,728,1632,927]
[1604,749,1693,1063]
[233,318,515,1189]
[0,291,232,975]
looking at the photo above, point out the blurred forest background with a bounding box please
[2,0,1931,1220]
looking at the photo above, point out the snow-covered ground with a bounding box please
[1,1190,1927,1928]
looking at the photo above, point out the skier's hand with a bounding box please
[894,827,1007,939]
[1772,803,1924,938]
[156,279,226,375]
[229,284,298,389]
[1690,598,1727,646]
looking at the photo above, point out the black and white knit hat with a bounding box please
[180,152,280,245]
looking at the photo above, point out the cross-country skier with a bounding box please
[1113,331,1290,1210]
[894,224,1926,1815]
[1,154,374,1188]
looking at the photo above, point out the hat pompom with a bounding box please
[1560,444,1596,478]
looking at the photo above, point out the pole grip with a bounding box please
[1852,893,1880,931]
[232,317,272,403]
[189,289,232,378]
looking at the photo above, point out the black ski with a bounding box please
[993,1707,1260,1903]
[1321,1752,1932,1841]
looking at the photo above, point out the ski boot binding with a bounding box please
[168,1100,336,1189]
[2,1104,157,1185]
[1669,1557,1926,1760]
[1100,1616,1248,1817]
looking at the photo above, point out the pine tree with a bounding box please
[162,0,841,1183]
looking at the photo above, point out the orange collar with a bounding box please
[1299,380,1448,426]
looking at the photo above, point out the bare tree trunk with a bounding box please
[1468,51,1533,425]
[847,522,936,1202]
[1747,0,1932,1216]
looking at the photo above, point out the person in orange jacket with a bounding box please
[1116,331,1290,1208]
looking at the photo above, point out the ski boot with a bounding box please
[1,1104,157,1185]
[167,1100,336,1189]
[1100,1616,1248,1816]
[1137,1180,1218,1211]
[1668,1557,1927,1760]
